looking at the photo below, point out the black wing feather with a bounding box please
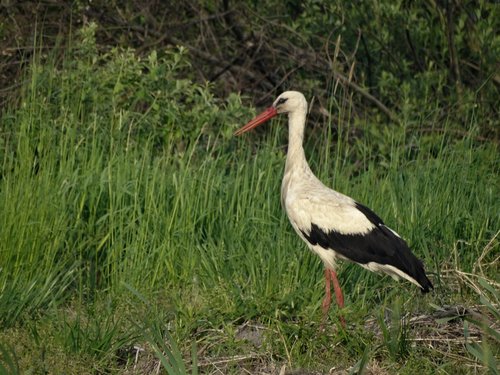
[301,202,433,292]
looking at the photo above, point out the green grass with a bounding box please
[0,29,498,374]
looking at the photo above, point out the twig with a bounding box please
[445,1,463,99]
[409,337,479,343]
[332,70,401,124]
[405,28,424,72]
[474,229,500,275]
[452,269,500,295]
[413,127,498,144]
[257,64,305,105]
[197,353,262,367]
[461,59,500,86]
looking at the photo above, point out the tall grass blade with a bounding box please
[0,343,20,375]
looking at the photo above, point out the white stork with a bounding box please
[235,91,433,327]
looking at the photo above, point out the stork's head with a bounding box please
[273,91,307,114]
[234,91,307,136]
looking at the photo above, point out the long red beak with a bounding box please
[234,107,278,136]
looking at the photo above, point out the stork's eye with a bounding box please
[276,97,288,105]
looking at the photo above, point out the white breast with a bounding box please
[282,168,375,238]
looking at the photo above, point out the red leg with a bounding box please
[320,269,332,330]
[329,269,344,308]
[322,269,332,317]
[329,269,346,327]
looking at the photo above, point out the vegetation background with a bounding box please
[0,1,498,374]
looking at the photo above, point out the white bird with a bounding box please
[235,91,433,327]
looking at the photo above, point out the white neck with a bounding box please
[285,108,309,174]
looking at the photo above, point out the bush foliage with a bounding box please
[1,0,499,137]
